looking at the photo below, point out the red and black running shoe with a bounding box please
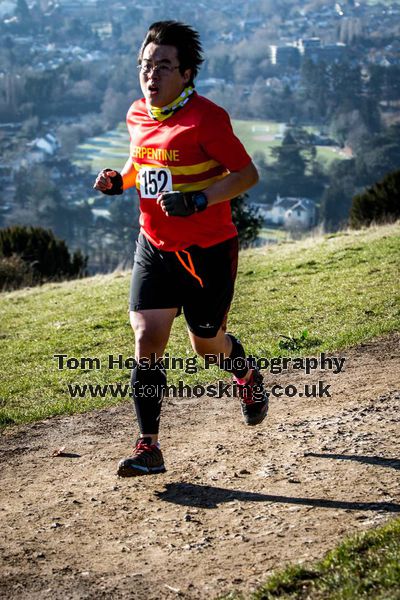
[117,437,166,477]
[235,368,269,426]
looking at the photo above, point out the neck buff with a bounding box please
[148,86,194,121]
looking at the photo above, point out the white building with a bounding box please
[255,196,317,229]
[27,133,59,157]
[284,200,315,229]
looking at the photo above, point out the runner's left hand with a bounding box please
[157,192,196,217]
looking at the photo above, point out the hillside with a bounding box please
[0,222,399,427]
[0,223,399,599]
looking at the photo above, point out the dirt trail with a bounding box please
[1,333,399,599]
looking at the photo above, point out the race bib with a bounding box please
[139,166,172,199]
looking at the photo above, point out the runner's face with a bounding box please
[139,43,191,107]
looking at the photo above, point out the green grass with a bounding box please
[0,222,399,427]
[231,119,283,158]
[315,145,350,167]
[73,119,347,174]
[232,120,348,166]
[221,517,400,599]
[258,227,289,242]
[73,122,130,174]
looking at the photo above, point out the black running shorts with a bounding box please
[129,233,239,338]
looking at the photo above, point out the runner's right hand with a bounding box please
[93,169,123,195]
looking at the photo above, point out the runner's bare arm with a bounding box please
[157,161,259,217]
[203,161,259,207]
[121,157,138,190]
[93,158,137,194]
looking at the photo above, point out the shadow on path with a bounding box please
[155,482,400,511]
[304,452,400,470]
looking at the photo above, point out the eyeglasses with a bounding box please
[137,63,180,77]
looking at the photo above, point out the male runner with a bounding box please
[93,21,268,477]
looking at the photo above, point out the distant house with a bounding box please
[28,133,59,157]
[21,133,60,166]
[255,196,317,229]
[284,200,315,229]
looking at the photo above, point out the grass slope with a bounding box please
[0,222,399,427]
[222,517,400,600]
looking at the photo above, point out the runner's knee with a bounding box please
[190,329,230,357]
[129,311,170,356]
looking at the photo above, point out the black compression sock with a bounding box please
[220,333,250,380]
[131,363,166,434]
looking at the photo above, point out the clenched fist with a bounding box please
[157,191,208,217]
[93,169,123,195]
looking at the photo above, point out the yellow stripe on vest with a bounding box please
[133,159,220,176]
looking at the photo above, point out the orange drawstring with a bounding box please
[175,250,204,288]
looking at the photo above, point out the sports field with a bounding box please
[74,119,348,174]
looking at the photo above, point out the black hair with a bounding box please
[138,21,204,86]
